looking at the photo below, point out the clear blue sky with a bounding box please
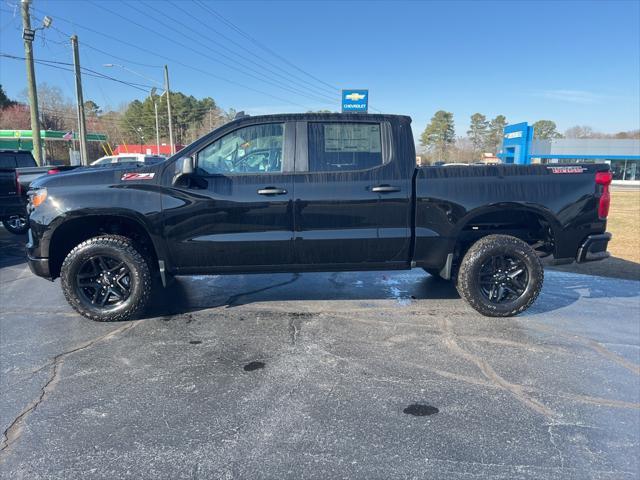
[1,0,639,139]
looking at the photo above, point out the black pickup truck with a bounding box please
[0,150,76,234]
[25,113,612,321]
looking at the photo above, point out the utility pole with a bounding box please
[21,0,43,165]
[154,100,160,154]
[71,35,88,165]
[164,65,175,155]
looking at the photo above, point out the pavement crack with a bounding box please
[439,318,556,418]
[547,423,566,469]
[529,322,640,375]
[288,317,300,345]
[0,322,137,459]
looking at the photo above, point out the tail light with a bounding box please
[47,168,60,175]
[595,171,613,219]
[15,171,21,196]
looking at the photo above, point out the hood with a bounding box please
[30,163,165,189]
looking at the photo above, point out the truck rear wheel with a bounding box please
[2,215,29,235]
[60,235,152,322]
[456,234,543,317]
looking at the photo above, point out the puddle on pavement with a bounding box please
[244,361,266,372]
[403,404,439,416]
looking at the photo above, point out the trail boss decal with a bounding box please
[121,172,155,181]
[546,166,587,174]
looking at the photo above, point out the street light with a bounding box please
[103,63,173,154]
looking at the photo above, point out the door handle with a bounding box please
[257,187,288,195]
[371,185,401,193]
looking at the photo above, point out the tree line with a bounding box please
[1,84,638,164]
[0,83,236,162]
[419,110,639,164]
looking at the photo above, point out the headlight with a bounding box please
[29,188,48,209]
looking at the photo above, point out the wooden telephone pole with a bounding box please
[20,0,43,165]
[71,35,89,165]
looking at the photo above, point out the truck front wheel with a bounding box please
[456,235,543,317]
[60,235,152,322]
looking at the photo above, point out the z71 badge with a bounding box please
[121,172,155,181]
[546,166,587,174]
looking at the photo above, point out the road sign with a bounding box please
[342,89,368,113]
[22,28,35,42]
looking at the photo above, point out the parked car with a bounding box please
[90,154,166,167]
[26,113,612,321]
[0,150,77,234]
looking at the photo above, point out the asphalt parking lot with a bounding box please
[1,228,639,480]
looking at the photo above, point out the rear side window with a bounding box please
[15,153,35,167]
[308,123,382,172]
[0,155,17,168]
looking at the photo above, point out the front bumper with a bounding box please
[26,228,52,279]
[27,254,52,279]
[577,233,612,263]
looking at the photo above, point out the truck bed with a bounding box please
[413,163,609,270]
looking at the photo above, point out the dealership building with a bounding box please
[499,122,640,181]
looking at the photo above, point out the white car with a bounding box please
[90,154,165,167]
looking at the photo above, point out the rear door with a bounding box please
[163,121,296,271]
[292,120,412,267]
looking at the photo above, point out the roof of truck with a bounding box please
[225,112,412,127]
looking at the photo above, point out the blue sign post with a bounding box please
[342,89,368,113]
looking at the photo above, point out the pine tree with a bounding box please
[467,113,489,159]
[420,110,455,161]
[486,115,507,154]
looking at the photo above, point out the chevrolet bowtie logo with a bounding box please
[345,92,366,101]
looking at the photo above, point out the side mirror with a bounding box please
[173,156,195,187]
[181,155,194,175]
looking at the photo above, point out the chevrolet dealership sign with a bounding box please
[342,89,368,113]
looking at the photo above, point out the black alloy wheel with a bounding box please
[76,255,132,308]
[2,215,29,234]
[477,254,529,304]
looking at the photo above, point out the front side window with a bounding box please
[198,123,284,175]
[308,122,382,172]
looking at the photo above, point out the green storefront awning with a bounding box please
[0,130,107,142]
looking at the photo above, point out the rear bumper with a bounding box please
[576,233,612,263]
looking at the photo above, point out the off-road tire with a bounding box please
[61,235,152,321]
[456,234,543,317]
[2,215,29,234]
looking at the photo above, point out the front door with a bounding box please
[163,122,295,272]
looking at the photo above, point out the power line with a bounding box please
[163,0,338,98]
[29,5,322,111]
[88,0,335,107]
[194,0,340,92]
[0,53,155,92]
